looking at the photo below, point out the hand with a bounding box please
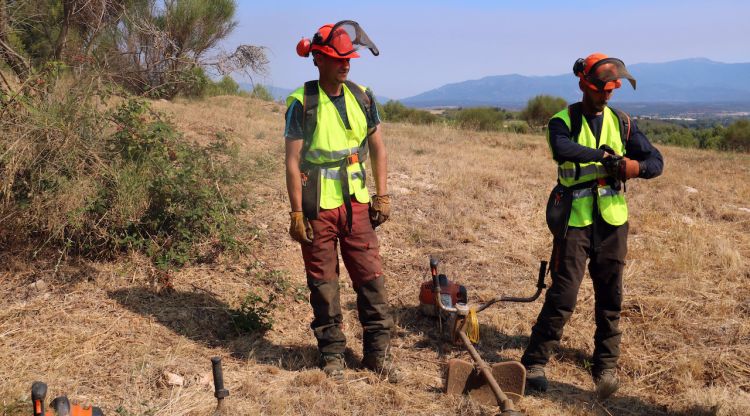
[289,211,313,244]
[619,157,640,180]
[369,194,391,228]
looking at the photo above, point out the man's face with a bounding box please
[582,83,614,113]
[316,53,351,84]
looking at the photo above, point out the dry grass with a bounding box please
[1,95,749,415]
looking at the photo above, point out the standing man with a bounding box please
[284,21,400,383]
[521,53,663,399]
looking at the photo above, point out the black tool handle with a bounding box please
[31,381,47,416]
[51,396,71,416]
[537,260,548,289]
[211,356,229,399]
[429,257,439,291]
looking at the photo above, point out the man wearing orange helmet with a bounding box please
[521,53,663,399]
[284,21,400,382]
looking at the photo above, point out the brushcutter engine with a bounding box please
[419,273,467,317]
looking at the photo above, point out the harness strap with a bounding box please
[299,80,373,233]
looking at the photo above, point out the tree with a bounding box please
[107,0,267,98]
[0,0,267,99]
[722,119,750,152]
[521,95,567,130]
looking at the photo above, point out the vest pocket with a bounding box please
[598,188,628,226]
[569,195,594,227]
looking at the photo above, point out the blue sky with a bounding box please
[220,0,750,99]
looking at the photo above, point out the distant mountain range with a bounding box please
[399,58,750,113]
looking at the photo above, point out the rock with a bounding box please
[681,215,694,225]
[163,371,184,387]
[196,372,212,387]
[28,279,47,291]
[683,186,699,194]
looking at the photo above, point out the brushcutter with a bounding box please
[419,257,547,415]
[31,382,103,416]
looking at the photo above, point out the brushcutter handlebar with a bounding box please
[475,260,548,313]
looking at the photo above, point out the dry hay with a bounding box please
[1,95,749,415]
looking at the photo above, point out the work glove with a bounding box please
[289,211,313,244]
[369,194,391,228]
[619,157,640,180]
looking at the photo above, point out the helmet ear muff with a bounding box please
[312,31,324,46]
[296,38,312,57]
[573,58,585,76]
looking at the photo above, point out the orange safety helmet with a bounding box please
[573,53,636,91]
[297,20,379,59]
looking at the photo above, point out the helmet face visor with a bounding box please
[314,20,379,57]
[585,58,636,90]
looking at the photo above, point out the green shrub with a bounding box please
[520,95,567,129]
[506,120,530,134]
[451,107,509,131]
[721,119,750,152]
[0,70,246,269]
[208,75,242,96]
[381,100,439,124]
[250,84,274,101]
[230,290,276,333]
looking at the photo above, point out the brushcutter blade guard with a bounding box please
[446,359,526,406]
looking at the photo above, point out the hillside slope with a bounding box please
[1,96,749,416]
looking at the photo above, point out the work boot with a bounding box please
[362,354,403,384]
[320,353,345,380]
[525,365,548,392]
[593,368,619,400]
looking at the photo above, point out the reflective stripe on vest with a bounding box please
[287,83,370,209]
[322,168,365,181]
[547,106,628,227]
[306,146,361,161]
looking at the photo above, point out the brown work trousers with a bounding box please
[522,222,628,376]
[301,200,393,357]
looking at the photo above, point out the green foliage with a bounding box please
[721,119,750,151]
[638,118,749,152]
[250,84,274,101]
[106,99,245,268]
[230,290,276,333]
[520,95,567,129]
[212,75,242,96]
[179,68,243,98]
[380,100,439,125]
[450,107,510,131]
[0,72,246,269]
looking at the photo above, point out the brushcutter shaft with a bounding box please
[457,330,518,413]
